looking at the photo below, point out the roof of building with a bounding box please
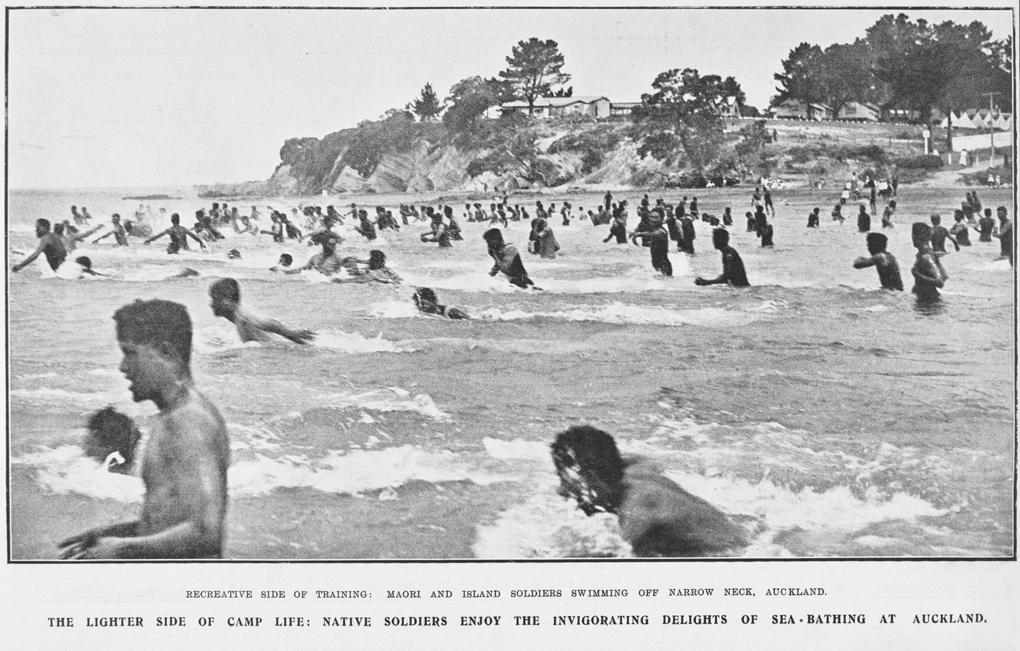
[501,96,609,109]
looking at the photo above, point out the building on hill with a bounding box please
[770,100,833,121]
[499,96,611,119]
[609,101,641,118]
[836,102,881,122]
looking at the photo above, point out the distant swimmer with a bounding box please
[949,211,971,247]
[12,219,67,273]
[93,213,129,246]
[807,207,820,228]
[551,425,748,557]
[354,210,377,241]
[910,222,948,302]
[483,228,536,289]
[55,221,103,253]
[412,287,469,319]
[274,231,345,275]
[59,299,229,559]
[994,206,1013,266]
[881,200,897,229]
[603,212,628,244]
[978,208,995,242]
[209,278,315,344]
[630,211,672,276]
[74,256,111,278]
[144,213,207,253]
[83,406,142,475]
[853,232,903,291]
[331,250,402,284]
[694,228,749,287]
[856,205,871,233]
[71,205,89,226]
[929,214,959,254]
[533,218,560,259]
[420,210,452,247]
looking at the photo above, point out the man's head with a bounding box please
[54,223,65,236]
[84,406,142,472]
[114,300,194,401]
[997,206,1008,221]
[310,230,336,253]
[712,228,730,250]
[550,425,626,516]
[930,213,941,226]
[413,287,438,310]
[171,213,181,225]
[483,228,504,250]
[912,222,932,249]
[278,253,293,267]
[209,278,241,318]
[368,250,386,270]
[111,213,121,224]
[35,218,51,237]
[953,210,965,223]
[75,256,93,272]
[866,232,888,256]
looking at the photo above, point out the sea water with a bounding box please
[7,185,1015,559]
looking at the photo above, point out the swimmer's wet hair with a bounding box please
[279,254,293,266]
[84,406,141,468]
[482,228,504,244]
[37,218,51,230]
[413,287,438,306]
[551,425,625,516]
[912,222,932,239]
[75,256,92,270]
[866,232,888,250]
[113,299,193,370]
[209,277,240,302]
[54,223,65,235]
[712,228,730,247]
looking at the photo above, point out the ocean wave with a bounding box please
[318,387,450,420]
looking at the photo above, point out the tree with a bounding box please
[773,43,825,118]
[498,38,571,115]
[411,83,442,122]
[818,41,876,118]
[631,68,731,173]
[552,86,574,98]
[735,119,777,177]
[442,76,501,132]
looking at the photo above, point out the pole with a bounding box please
[983,92,1001,166]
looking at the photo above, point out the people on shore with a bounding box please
[59,299,229,559]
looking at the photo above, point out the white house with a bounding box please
[609,101,641,117]
[770,100,833,121]
[836,102,881,122]
[499,96,611,119]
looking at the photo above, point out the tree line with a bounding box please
[774,14,1012,150]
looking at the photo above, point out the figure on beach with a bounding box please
[59,299,229,558]
[209,278,316,344]
[551,425,748,557]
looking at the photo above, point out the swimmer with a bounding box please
[13,219,67,273]
[993,206,1013,266]
[857,205,871,233]
[551,425,748,557]
[276,254,294,269]
[978,208,995,242]
[209,278,315,344]
[74,256,111,278]
[274,231,344,275]
[929,214,959,254]
[853,232,903,291]
[354,210,377,241]
[92,214,129,246]
[483,228,536,289]
[83,406,142,474]
[807,207,820,228]
[331,250,402,284]
[59,300,229,559]
[910,222,948,302]
[603,212,628,244]
[55,221,102,253]
[420,210,452,247]
[144,213,207,253]
[629,211,672,276]
[949,211,971,247]
[695,228,749,287]
[412,287,469,319]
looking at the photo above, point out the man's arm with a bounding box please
[143,228,171,245]
[58,521,139,558]
[12,240,48,272]
[247,312,315,344]
[912,256,946,287]
[853,254,880,269]
[74,225,104,242]
[185,229,207,248]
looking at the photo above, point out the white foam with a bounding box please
[475,302,760,327]
[313,329,416,353]
[319,387,449,420]
[12,445,145,502]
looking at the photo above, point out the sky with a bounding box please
[7,5,1015,189]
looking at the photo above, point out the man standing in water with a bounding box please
[59,300,230,559]
[483,228,535,289]
[694,228,750,287]
[853,232,903,291]
[910,222,948,302]
[12,219,67,273]
[208,278,316,344]
[144,213,207,253]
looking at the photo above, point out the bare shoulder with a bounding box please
[165,389,229,452]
